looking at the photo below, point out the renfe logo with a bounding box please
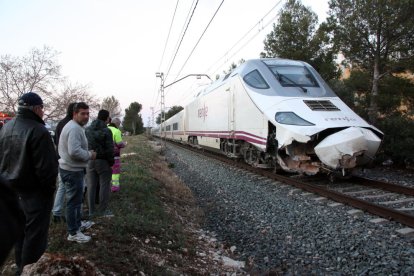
[198,104,208,121]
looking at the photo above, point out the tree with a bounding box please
[328,0,414,122]
[332,70,414,164]
[123,102,144,135]
[46,82,100,122]
[0,46,98,122]
[156,105,183,125]
[0,46,60,113]
[100,96,122,118]
[261,0,340,81]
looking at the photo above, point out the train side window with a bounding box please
[166,125,171,131]
[173,123,178,130]
[243,70,269,89]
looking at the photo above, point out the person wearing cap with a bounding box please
[0,92,58,275]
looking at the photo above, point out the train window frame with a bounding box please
[268,65,320,88]
[243,69,270,89]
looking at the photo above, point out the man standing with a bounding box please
[86,109,114,217]
[51,102,76,222]
[59,102,96,243]
[0,92,58,275]
[108,117,126,192]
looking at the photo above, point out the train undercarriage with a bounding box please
[186,121,380,176]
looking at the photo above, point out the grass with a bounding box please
[3,135,206,275]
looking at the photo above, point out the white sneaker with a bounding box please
[80,220,95,231]
[67,231,91,243]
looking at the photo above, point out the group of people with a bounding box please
[0,92,125,274]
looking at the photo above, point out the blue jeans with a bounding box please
[52,173,65,216]
[59,168,84,235]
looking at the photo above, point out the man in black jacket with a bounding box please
[86,109,114,217]
[0,92,58,275]
[51,102,76,222]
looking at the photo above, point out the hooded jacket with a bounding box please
[0,108,58,194]
[54,104,75,149]
[85,119,114,166]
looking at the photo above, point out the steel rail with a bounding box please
[352,176,414,196]
[167,141,414,229]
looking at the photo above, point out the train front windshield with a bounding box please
[269,65,319,88]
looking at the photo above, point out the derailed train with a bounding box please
[152,58,383,176]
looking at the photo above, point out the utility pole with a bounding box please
[150,106,155,128]
[155,72,211,147]
[155,72,166,147]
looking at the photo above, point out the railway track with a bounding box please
[164,140,414,229]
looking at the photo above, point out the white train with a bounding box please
[153,58,383,176]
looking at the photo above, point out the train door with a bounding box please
[227,85,235,135]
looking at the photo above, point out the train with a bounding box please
[152,58,383,176]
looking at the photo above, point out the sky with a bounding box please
[0,0,329,126]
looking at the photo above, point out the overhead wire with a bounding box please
[160,0,284,112]
[172,0,225,82]
[165,0,196,78]
[152,0,180,109]
[204,0,283,76]
[164,0,199,82]
[157,0,180,72]
[210,9,281,77]
[152,0,198,123]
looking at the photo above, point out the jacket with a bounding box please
[0,108,58,194]
[85,119,114,166]
[54,116,71,152]
[58,120,91,171]
[54,103,74,149]
[108,125,125,157]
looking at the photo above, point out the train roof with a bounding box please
[196,58,336,98]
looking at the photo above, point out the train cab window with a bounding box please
[173,123,178,130]
[243,70,270,89]
[270,65,319,87]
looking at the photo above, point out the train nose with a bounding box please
[314,127,382,169]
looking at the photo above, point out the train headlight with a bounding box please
[275,112,315,126]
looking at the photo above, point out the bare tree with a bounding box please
[46,82,100,121]
[100,96,122,118]
[0,46,99,122]
[0,46,60,113]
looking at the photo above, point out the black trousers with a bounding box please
[0,177,24,266]
[15,190,54,274]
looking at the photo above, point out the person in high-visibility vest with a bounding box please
[108,118,126,192]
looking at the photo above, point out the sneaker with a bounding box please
[80,220,95,231]
[67,231,91,243]
[100,210,114,218]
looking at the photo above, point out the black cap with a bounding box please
[18,92,43,107]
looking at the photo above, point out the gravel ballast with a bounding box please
[165,144,414,274]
